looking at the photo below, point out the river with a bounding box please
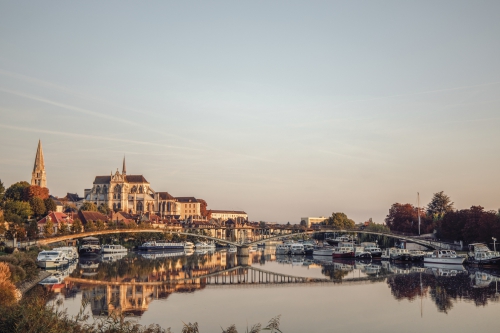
[42,248,500,333]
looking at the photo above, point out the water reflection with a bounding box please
[42,249,500,321]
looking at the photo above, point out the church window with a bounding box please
[139,186,143,194]
[131,186,137,193]
[113,194,116,199]
[137,202,143,212]
[118,193,121,199]
[113,203,117,210]
[118,203,121,209]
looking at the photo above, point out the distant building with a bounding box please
[37,212,74,235]
[78,211,109,227]
[300,217,327,228]
[211,210,248,222]
[31,140,47,188]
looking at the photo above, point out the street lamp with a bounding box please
[493,237,497,252]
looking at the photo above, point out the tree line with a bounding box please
[385,191,500,244]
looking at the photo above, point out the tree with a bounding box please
[43,220,54,237]
[3,200,33,220]
[427,191,454,220]
[71,219,83,234]
[23,185,49,201]
[300,220,308,227]
[44,198,57,213]
[4,181,30,202]
[95,220,106,231]
[97,204,111,216]
[80,202,97,212]
[58,221,69,235]
[0,179,5,202]
[365,221,390,233]
[86,220,97,232]
[29,197,46,217]
[198,199,208,217]
[27,220,39,239]
[386,203,434,234]
[325,212,355,229]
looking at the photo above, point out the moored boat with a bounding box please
[390,248,412,261]
[101,244,128,253]
[332,246,355,258]
[409,250,426,261]
[79,237,101,256]
[289,243,305,255]
[467,243,500,267]
[52,246,79,261]
[36,250,70,269]
[195,241,216,249]
[354,246,372,259]
[423,250,465,265]
[276,244,290,255]
[139,241,189,251]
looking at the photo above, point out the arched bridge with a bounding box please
[37,228,446,251]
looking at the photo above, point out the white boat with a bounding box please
[184,241,195,249]
[289,243,305,255]
[101,244,128,253]
[390,248,411,261]
[52,247,79,261]
[39,262,77,285]
[423,250,465,265]
[139,241,186,251]
[228,246,237,253]
[354,246,372,259]
[467,243,500,267]
[36,250,70,269]
[409,250,426,261]
[195,242,216,249]
[276,244,290,255]
[312,247,335,256]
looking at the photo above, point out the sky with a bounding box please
[0,1,499,224]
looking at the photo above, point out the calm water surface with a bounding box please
[44,249,500,333]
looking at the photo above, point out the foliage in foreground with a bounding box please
[0,285,282,333]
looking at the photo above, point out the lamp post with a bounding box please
[493,237,497,252]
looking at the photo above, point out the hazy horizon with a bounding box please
[1,1,499,223]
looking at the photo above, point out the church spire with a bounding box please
[122,155,127,175]
[31,140,47,188]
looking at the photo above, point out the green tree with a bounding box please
[95,220,106,231]
[427,191,454,220]
[4,181,30,201]
[3,200,33,219]
[325,212,355,229]
[27,220,39,239]
[80,202,97,212]
[71,219,83,234]
[29,197,46,217]
[58,221,69,235]
[43,220,54,237]
[86,220,96,232]
[365,220,390,233]
[44,198,57,213]
[97,204,111,215]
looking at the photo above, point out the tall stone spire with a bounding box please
[31,140,47,188]
[122,155,127,175]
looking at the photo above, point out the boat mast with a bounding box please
[418,192,421,236]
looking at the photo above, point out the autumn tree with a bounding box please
[385,203,433,234]
[71,219,83,234]
[0,179,5,202]
[44,198,57,213]
[198,199,208,217]
[23,185,49,201]
[80,202,97,212]
[4,181,30,202]
[43,220,54,237]
[427,191,454,220]
[325,212,355,229]
[29,197,46,217]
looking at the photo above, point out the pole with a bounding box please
[417,192,420,236]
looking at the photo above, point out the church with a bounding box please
[84,158,201,220]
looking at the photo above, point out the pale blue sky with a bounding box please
[0,1,499,223]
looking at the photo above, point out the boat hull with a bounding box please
[79,248,101,256]
[332,252,355,258]
[313,249,334,256]
[36,259,69,269]
[423,257,465,265]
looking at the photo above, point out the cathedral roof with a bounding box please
[157,192,175,200]
[176,197,198,203]
[93,175,149,184]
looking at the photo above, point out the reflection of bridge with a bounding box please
[65,265,387,286]
[38,228,447,253]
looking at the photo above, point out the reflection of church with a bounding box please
[84,158,201,219]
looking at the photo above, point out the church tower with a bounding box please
[31,140,47,188]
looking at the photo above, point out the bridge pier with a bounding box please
[237,246,249,257]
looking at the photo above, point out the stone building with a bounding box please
[84,158,201,220]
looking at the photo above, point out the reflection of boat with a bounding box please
[424,262,467,271]
[36,250,70,269]
[228,246,237,253]
[424,250,465,265]
[470,270,500,288]
[467,243,500,267]
[101,244,127,253]
[79,257,100,276]
[140,251,188,259]
[425,265,467,277]
[312,254,332,263]
[39,262,77,285]
[292,256,305,266]
[102,252,127,262]
[195,242,216,249]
